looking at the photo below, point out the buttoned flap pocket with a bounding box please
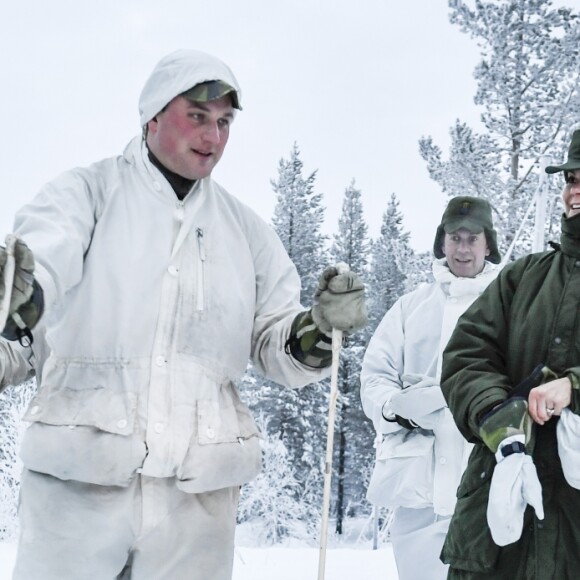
[20,422,146,486]
[22,357,145,436]
[177,380,262,493]
[197,381,260,445]
[367,430,435,508]
[376,429,434,460]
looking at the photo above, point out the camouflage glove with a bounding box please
[0,238,44,343]
[480,398,544,546]
[311,266,368,335]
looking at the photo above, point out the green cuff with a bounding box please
[478,397,531,453]
[285,310,334,369]
[2,279,44,344]
[565,368,580,413]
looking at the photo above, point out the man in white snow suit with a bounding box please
[360,196,500,580]
[0,49,367,580]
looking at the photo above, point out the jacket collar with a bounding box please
[432,258,498,297]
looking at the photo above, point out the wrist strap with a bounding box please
[500,440,525,458]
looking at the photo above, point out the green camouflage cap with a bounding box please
[433,196,501,264]
[545,129,580,174]
[181,80,241,110]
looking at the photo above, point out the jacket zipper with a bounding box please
[196,228,206,312]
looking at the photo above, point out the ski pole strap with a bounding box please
[500,440,526,457]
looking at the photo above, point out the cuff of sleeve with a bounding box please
[285,310,334,369]
[1,279,44,343]
[565,368,580,413]
[381,399,396,421]
[1,280,44,344]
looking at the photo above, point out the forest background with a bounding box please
[1,0,579,546]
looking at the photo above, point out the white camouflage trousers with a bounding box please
[389,506,451,580]
[13,469,239,579]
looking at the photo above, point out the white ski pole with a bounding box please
[317,262,348,580]
[0,235,18,332]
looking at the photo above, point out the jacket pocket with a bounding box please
[177,381,262,493]
[20,423,146,486]
[22,356,146,435]
[367,429,435,509]
[441,445,500,573]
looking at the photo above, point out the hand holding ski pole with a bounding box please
[311,264,368,336]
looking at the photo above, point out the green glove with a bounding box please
[478,398,533,458]
[311,266,368,335]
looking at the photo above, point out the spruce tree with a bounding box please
[367,193,414,336]
[328,180,374,533]
[271,142,327,300]
[248,143,329,537]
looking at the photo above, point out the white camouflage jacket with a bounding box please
[360,259,498,514]
[12,132,325,492]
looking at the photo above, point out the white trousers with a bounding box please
[389,506,451,580]
[13,469,240,580]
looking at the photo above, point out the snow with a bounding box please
[233,545,397,579]
[0,540,398,579]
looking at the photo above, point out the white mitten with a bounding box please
[557,408,580,489]
[487,435,544,546]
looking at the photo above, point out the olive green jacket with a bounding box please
[440,214,580,578]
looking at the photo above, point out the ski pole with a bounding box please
[0,235,18,332]
[317,262,348,580]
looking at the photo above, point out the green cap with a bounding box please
[181,80,241,110]
[433,196,501,264]
[545,129,580,174]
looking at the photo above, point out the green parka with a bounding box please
[440,213,580,579]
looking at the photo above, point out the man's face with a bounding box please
[146,94,234,180]
[563,169,580,218]
[442,228,490,278]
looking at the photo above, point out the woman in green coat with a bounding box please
[440,129,580,579]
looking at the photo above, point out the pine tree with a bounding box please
[328,180,374,534]
[247,143,329,538]
[271,142,327,301]
[421,0,580,257]
[367,193,414,336]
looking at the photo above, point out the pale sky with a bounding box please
[1,0,485,253]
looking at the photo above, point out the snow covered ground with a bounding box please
[0,540,398,579]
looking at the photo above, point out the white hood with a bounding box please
[138,49,242,126]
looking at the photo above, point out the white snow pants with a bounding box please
[389,506,450,580]
[13,469,240,580]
